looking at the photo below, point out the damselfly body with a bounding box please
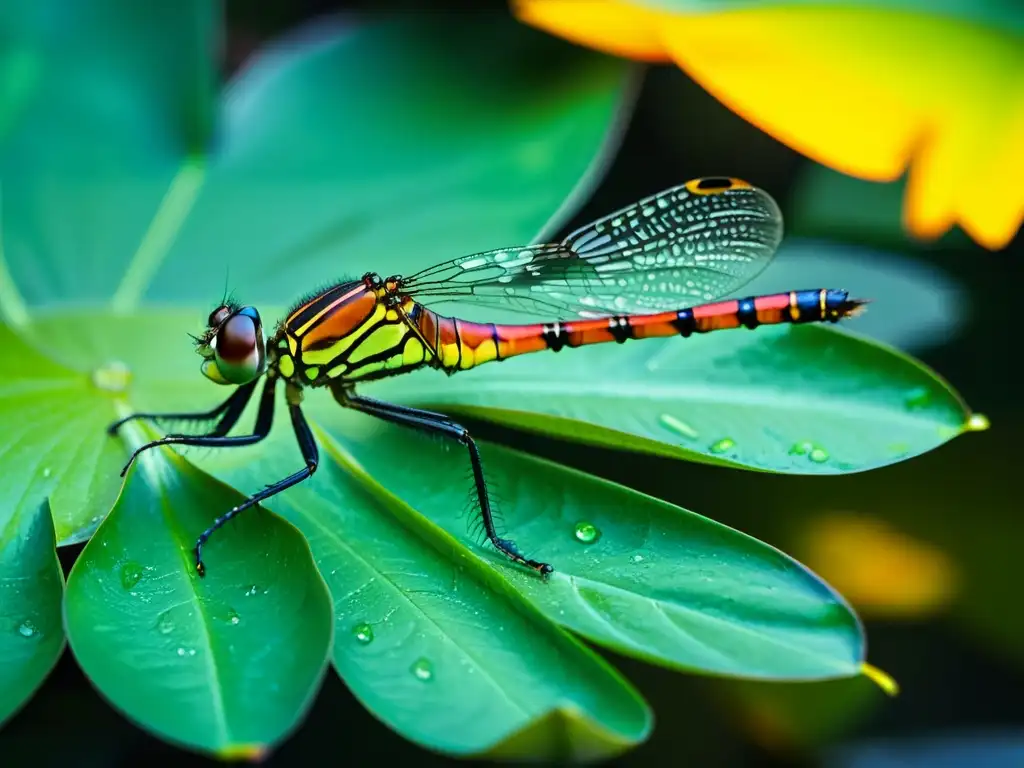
[110,177,867,577]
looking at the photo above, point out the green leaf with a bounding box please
[286,408,867,680]
[368,323,973,474]
[0,497,65,725]
[202,418,651,758]
[0,0,216,156]
[63,432,333,758]
[1,14,633,313]
[0,323,125,544]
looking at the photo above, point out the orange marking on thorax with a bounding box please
[289,284,371,337]
[300,288,378,349]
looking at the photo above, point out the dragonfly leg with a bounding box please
[193,396,319,578]
[340,391,553,578]
[106,379,257,436]
[116,379,265,478]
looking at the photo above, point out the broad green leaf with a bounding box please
[368,324,974,474]
[203,417,651,758]
[289,408,867,680]
[0,15,633,313]
[0,497,65,725]
[0,0,215,155]
[0,323,125,544]
[63,429,333,758]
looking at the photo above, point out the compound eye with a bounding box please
[208,310,266,385]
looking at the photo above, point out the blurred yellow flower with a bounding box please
[798,512,957,618]
[514,1,1024,250]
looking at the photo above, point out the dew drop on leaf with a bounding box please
[709,437,735,454]
[91,360,132,392]
[573,521,601,544]
[120,562,143,590]
[809,447,830,463]
[156,610,175,635]
[17,620,38,639]
[789,440,814,456]
[411,657,434,681]
[243,584,265,597]
[352,623,374,645]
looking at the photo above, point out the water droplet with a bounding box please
[573,521,601,545]
[229,612,240,626]
[789,440,814,456]
[243,584,265,597]
[659,413,699,440]
[967,413,990,432]
[156,610,175,635]
[352,623,374,645]
[809,447,829,463]
[790,441,829,463]
[410,657,434,681]
[42,467,52,478]
[17,620,38,638]
[631,554,645,564]
[120,562,143,590]
[904,386,932,410]
[176,646,197,657]
[91,360,132,392]
[709,437,735,454]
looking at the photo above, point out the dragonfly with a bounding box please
[109,176,866,578]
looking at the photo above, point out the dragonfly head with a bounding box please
[195,304,268,386]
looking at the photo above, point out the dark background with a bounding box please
[2,1,1022,765]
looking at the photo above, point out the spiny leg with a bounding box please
[116,379,264,478]
[194,395,319,577]
[107,379,258,436]
[341,390,553,577]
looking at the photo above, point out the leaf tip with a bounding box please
[965,412,990,433]
[218,743,270,763]
[861,662,899,697]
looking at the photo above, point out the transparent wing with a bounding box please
[402,177,784,319]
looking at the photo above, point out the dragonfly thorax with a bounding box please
[266,274,430,388]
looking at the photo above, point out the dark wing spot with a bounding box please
[696,177,734,191]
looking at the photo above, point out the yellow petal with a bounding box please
[512,0,670,62]
[519,1,1024,249]
[654,7,1024,249]
[798,511,957,618]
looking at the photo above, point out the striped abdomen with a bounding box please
[412,289,866,373]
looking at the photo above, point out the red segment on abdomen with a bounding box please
[492,322,549,357]
[753,292,791,325]
[691,299,742,331]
